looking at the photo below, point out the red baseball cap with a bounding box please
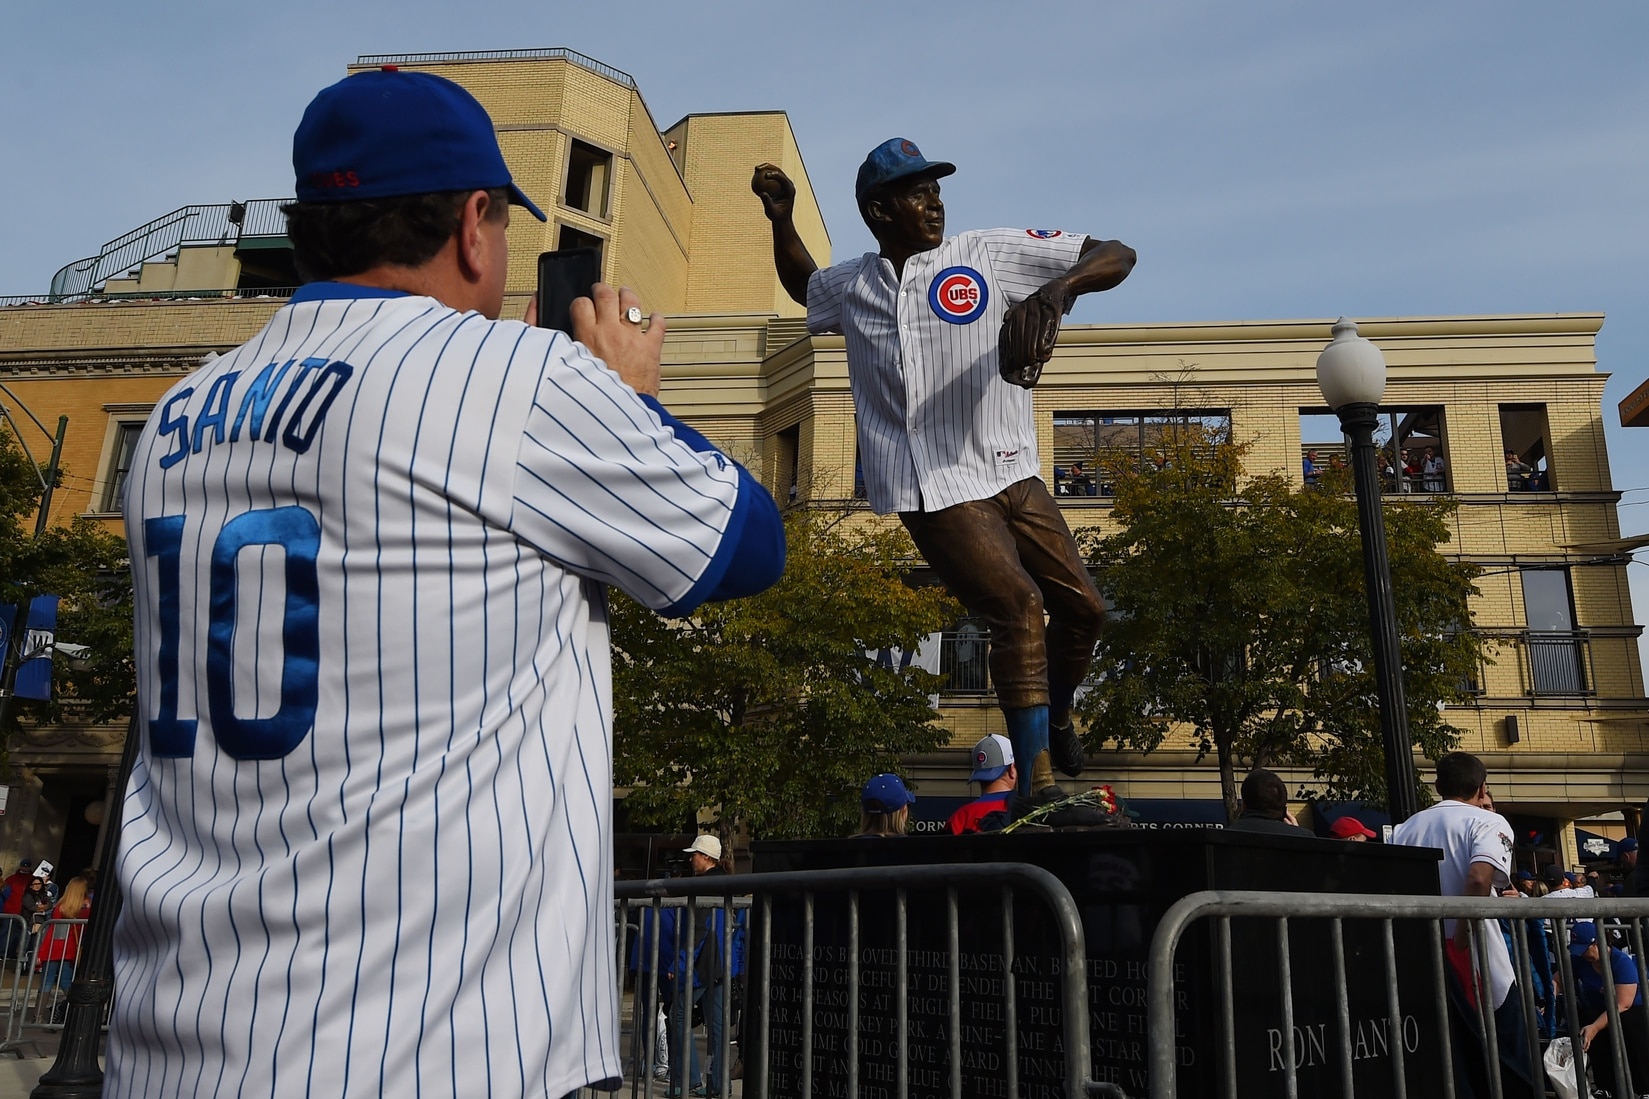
[1330,817,1377,840]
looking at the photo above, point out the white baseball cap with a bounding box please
[969,734,1015,782]
[684,835,722,862]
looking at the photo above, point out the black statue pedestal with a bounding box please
[746,829,1442,1099]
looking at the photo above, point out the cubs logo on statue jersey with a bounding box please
[929,266,989,324]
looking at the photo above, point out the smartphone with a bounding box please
[536,248,602,335]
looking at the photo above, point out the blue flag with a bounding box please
[12,595,58,701]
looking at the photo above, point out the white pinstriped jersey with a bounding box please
[111,283,752,1098]
[807,228,1087,514]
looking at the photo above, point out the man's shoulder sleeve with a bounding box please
[1469,811,1516,873]
[502,333,757,612]
[980,228,1089,300]
[806,257,863,335]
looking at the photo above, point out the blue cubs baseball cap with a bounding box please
[855,138,956,203]
[1622,838,1639,854]
[1570,922,1599,955]
[861,773,916,814]
[293,67,546,221]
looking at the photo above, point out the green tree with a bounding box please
[0,426,135,743]
[611,507,960,845]
[1074,422,1483,818]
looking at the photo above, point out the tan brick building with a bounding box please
[0,49,1642,872]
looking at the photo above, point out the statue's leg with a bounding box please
[1002,479,1106,777]
[899,493,1055,796]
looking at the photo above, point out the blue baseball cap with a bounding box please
[293,67,546,221]
[1570,922,1599,955]
[862,773,916,814]
[1622,838,1639,854]
[855,138,956,203]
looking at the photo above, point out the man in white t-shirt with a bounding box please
[1392,751,1534,1097]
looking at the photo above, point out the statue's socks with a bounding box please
[1003,705,1050,797]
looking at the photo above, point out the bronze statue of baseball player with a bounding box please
[755,139,1136,798]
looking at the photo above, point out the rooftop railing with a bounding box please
[45,199,292,303]
[354,47,635,89]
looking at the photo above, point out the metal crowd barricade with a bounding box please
[1147,891,1649,1099]
[604,863,1126,1099]
[0,916,100,1057]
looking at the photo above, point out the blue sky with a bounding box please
[4,1,1648,675]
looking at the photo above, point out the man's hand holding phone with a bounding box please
[545,283,664,398]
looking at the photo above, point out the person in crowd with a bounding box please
[856,774,915,838]
[1391,751,1535,1097]
[1302,449,1322,486]
[1566,922,1649,1094]
[1329,817,1377,841]
[19,877,52,960]
[37,875,90,1022]
[1227,769,1302,835]
[948,735,1018,835]
[1513,870,1538,897]
[670,835,743,1098]
[0,860,34,959]
[1398,448,1421,492]
[628,901,678,1083]
[1505,449,1533,491]
[1619,837,1639,880]
[1422,446,1448,492]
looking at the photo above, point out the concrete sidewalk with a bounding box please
[0,1057,48,1098]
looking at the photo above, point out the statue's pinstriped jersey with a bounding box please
[806,229,1087,514]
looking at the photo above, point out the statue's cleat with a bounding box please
[1049,720,1086,778]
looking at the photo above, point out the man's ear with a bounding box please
[862,192,890,227]
[455,189,492,281]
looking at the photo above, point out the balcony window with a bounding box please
[1053,410,1231,497]
[563,140,612,219]
[1299,406,1449,494]
[555,224,605,267]
[1500,404,1555,491]
[938,618,991,695]
[1521,568,1588,695]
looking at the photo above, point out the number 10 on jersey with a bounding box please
[144,506,321,761]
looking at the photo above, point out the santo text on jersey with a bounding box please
[152,355,356,469]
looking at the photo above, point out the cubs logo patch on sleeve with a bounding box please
[929,266,989,324]
[1026,229,1064,239]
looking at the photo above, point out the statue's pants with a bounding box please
[899,476,1105,711]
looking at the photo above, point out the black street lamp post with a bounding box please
[1317,318,1419,824]
[30,717,138,1098]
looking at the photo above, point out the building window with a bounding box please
[100,422,144,513]
[555,224,605,268]
[774,425,800,505]
[1520,567,1588,695]
[938,618,991,695]
[1501,404,1555,491]
[1052,410,1231,497]
[1299,406,1449,494]
[563,140,612,219]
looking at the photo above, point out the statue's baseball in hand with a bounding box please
[751,163,796,222]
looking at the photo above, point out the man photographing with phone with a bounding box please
[109,66,783,1098]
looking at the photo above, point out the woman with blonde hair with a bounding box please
[855,774,916,838]
[38,875,90,1020]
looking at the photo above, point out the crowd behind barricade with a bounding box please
[0,858,97,1028]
